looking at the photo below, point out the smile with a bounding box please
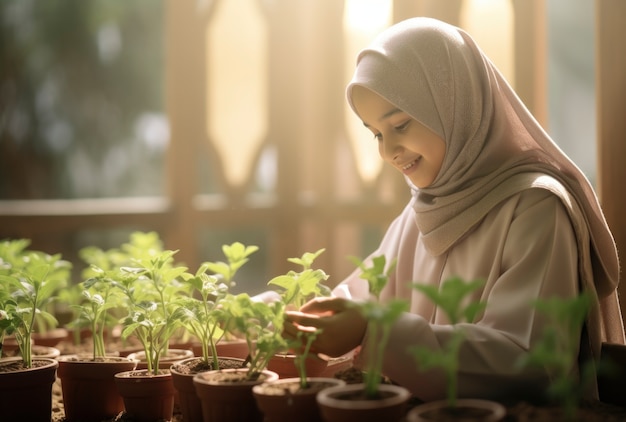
[401,158,420,171]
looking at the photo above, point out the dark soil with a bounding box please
[171,356,246,374]
[254,379,339,396]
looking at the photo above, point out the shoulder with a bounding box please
[489,174,571,221]
[479,187,572,235]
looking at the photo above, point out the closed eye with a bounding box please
[394,120,411,132]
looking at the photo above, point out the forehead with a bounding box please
[350,86,402,123]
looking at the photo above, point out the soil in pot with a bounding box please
[171,356,246,422]
[0,357,59,422]
[253,377,346,422]
[193,368,279,422]
[56,354,138,422]
[407,398,506,422]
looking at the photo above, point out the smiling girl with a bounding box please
[284,17,624,402]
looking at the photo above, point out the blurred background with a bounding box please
[0,0,617,295]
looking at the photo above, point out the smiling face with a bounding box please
[350,85,446,189]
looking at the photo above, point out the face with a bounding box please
[351,85,446,188]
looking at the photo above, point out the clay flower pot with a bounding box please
[56,355,138,422]
[1,340,59,360]
[253,377,346,422]
[267,352,353,378]
[193,368,279,422]
[127,347,194,370]
[170,356,246,422]
[316,383,411,422]
[191,338,250,360]
[0,357,59,422]
[114,369,176,422]
[406,398,506,421]
[32,327,69,347]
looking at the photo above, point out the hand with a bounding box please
[284,297,367,357]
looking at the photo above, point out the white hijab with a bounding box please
[346,17,619,302]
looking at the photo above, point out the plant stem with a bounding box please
[364,322,381,398]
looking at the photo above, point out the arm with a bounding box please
[364,191,580,401]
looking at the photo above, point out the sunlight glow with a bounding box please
[460,0,515,85]
[206,0,268,188]
[343,0,392,184]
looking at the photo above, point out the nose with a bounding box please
[379,135,402,163]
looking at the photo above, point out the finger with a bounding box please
[299,297,350,314]
[285,311,324,328]
[282,318,321,340]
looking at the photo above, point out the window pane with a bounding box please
[547,0,596,184]
[0,0,166,199]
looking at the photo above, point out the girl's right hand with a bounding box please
[284,297,367,357]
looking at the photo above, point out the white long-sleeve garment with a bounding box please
[333,187,619,402]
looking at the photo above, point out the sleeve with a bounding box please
[354,191,580,402]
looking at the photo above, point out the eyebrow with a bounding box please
[362,107,404,128]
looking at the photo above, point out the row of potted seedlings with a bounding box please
[0,232,593,422]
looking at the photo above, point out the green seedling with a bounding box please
[410,277,486,408]
[351,254,408,399]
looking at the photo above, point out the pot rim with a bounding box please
[193,367,279,386]
[316,382,411,410]
[252,376,346,395]
[114,368,172,379]
[56,354,134,363]
[406,398,506,421]
[170,356,246,374]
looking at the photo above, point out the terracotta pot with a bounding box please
[32,327,68,347]
[2,344,60,359]
[268,352,353,378]
[0,357,58,422]
[56,355,138,422]
[253,377,346,422]
[33,345,61,358]
[316,383,411,422]
[114,369,176,422]
[193,368,279,422]
[171,356,246,422]
[127,347,194,370]
[406,398,506,421]
[191,338,250,360]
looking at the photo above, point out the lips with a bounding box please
[401,157,421,172]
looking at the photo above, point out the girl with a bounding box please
[284,17,624,402]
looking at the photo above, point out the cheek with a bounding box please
[377,142,386,159]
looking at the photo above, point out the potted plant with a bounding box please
[266,249,350,377]
[405,276,506,421]
[316,255,411,422]
[253,327,346,422]
[172,242,258,422]
[193,292,284,422]
[189,241,259,360]
[55,261,138,422]
[0,239,69,422]
[113,248,191,422]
